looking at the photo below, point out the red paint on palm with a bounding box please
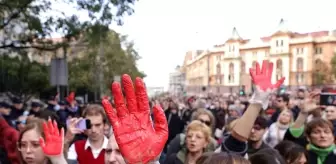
[39,120,64,156]
[249,60,285,91]
[102,74,168,164]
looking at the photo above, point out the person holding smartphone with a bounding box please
[67,104,108,164]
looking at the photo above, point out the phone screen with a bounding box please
[67,119,91,130]
[320,93,336,106]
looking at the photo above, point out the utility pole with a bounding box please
[98,24,104,99]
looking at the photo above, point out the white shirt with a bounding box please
[68,136,109,160]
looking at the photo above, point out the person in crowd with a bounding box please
[196,152,250,164]
[166,108,217,159]
[263,109,293,147]
[9,97,25,123]
[0,101,12,125]
[67,104,108,164]
[164,120,211,164]
[274,140,307,164]
[104,134,126,164]
[325,105,336,136]
[227,104,242,118]
[270,94,294,125]
[0,116,19,164]
[164,101,184,153]
[29,101,42,117]
[248,148,286,164]
[17,118,67,164]
[284,93,336,164]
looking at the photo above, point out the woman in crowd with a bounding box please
[17,118,66,164]
[197,153,250,164]
[263,109,293,147]
[274,140,307,164]
[164,120,211,164]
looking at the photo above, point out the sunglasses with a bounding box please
[198,119,211,126]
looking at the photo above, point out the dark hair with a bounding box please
[249,148,286,164]
[276,94,290,105]
[274,140,307,164]
[197,152,250,164]
[37,109,65,131]
[254,116,268,129]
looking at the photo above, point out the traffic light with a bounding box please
[239,85,246,96]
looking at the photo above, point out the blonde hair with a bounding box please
[278,109,294,123]
[186,120,212,143]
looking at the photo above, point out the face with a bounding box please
[276,97,286,109]
[308,126,334,148]
[229,110,239,117]
[19,129,47,164]
[292,153,307,164]
[186,130,208,153]
[14,103,23,110]
[86,115,105,141]
[197,114,211,127]
[298,91,305,99]
[0,107,11,115]
[105,136,126,164]
[249,125,266,142]
[278,111,292,124]
[326,106,336,120]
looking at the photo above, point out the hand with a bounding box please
[102,74,168,164]
[249,60,285,109]
[66,92,75,104]
[39,119,64,157]
[64,118,83,143]
[298,92,320,114]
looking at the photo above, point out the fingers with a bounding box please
[60,128,64,139]
[102,98,120,128]
[39,137,46,149]
[273,77,285,89]
[256,62,261,75]
[152,105,168,137]
[43,122,51,140]
[112,82,128,117]
[135,77,150,112]
[53,120,59,136]
[261,60,268,74]
[122,74,137,113]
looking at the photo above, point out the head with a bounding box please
[305,118,334,148]
[228,105,242,117]
[297,89,305,99]
[249,148,286,164]
[191,108,215,129]
[197,152,250,164]
[105,135,126,164]
[277,109,293,125]
[82,104,107,142]
[13,98,24,110]
[0,102,11,116]
[31,102,41,112]
[18,119,48,164]
[249,116,268,142]
[275,141,307,164]
[185,120,211,153]
[276,94,289,109]
[325,106,336,121]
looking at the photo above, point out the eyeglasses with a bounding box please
[17,141,41,151]
[198,119,211,126]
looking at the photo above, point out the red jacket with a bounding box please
[74,140,105,164]
[0,117,19,164]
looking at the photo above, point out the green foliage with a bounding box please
[0,0,136,51]
[68,30,145,93]
[312,72,326,85]
[0,54,49,95]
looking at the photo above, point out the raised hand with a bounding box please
[39,119,64,157]
[102,74,168,164]
[249,60,285,109]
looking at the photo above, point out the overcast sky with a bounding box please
[54,0,336,90]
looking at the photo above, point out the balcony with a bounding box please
[222,54,241,60]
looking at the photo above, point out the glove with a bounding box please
[39,119,64,157]
[249,60,285,109]
[102,74,168,164]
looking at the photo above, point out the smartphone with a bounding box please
[320,92,336,106]
[67,119,91,130]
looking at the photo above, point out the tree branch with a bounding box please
[0,1,33,29]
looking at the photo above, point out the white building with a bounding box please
[169,66,186,95]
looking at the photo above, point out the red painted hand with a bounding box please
[66,92,75,104]
[39,119,64,157]
[249,60,285,91]
[102,74,168,164]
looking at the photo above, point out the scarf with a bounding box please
[307,144,335,164]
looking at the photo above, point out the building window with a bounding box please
[296,73,304,84]
[276,40,279,47]
[296,48,304,54]
[229,62,234,83]
[315,47,323,54]
[216,55,221,60]
[280,40,284,46]
[241,61,246,74]
[296,58,303,71]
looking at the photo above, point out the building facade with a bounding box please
[169,66,186,95]
[184,19,336,94]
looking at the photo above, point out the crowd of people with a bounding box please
[0,60,336,164]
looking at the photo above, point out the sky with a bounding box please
[53,0,336,90]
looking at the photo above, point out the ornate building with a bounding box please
[183,19,336,94]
